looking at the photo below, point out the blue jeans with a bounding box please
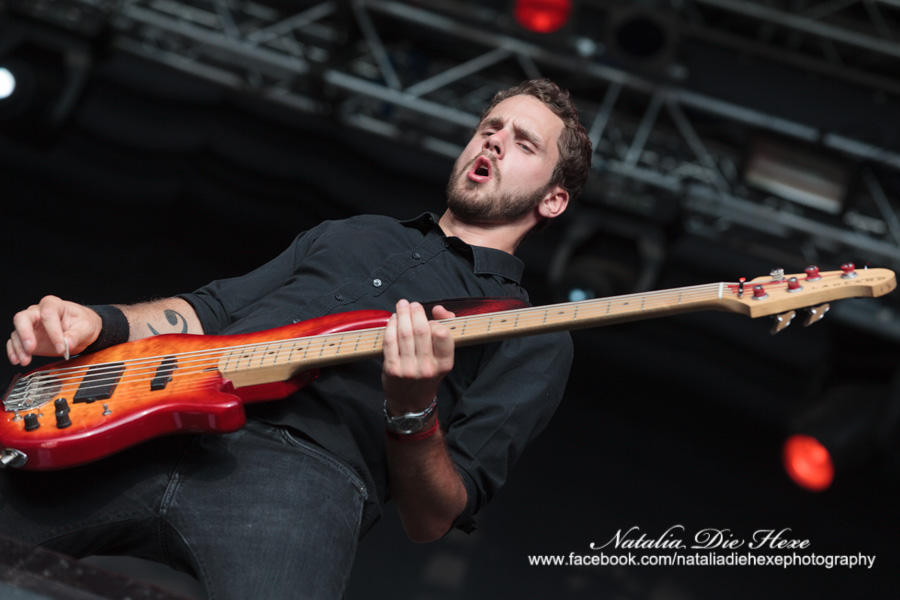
[0,420,368,599]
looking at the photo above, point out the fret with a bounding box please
[317,333,344,359]
[260,344,277,368]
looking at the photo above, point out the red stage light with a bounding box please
[515,0,572,34]
[783,434,834,491]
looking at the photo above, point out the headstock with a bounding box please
[720,264,896,333]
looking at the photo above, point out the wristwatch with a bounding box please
[383,397,438,435]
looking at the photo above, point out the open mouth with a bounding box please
[467,155,493,182]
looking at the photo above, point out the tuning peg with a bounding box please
[803,303,831,327]
[805,265,822,281]
[770,310,796,335]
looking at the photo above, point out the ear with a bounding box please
[538,185,569,220]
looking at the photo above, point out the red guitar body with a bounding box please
[0,310,392,471]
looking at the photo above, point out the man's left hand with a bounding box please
[382,300,455,415]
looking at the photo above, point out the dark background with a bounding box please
[2,3,900,599]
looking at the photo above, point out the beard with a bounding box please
[445,157,548,225]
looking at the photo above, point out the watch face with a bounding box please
[395,417,424,434]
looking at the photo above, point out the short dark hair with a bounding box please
[480,79,592,201]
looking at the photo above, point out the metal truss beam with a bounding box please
[5,0,900,274]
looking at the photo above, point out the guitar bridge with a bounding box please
[3,373,61,413]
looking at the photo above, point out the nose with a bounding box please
[482,130,506,158]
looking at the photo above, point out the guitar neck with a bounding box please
[445,282,727,345]
[220,282,726,387]
[215,265,899,388]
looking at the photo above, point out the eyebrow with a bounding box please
[481,117,544,150]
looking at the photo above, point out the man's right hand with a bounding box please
[7,296,102,367]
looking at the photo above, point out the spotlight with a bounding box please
[514,0,573,34]
[0,67,15,100]
[0,27,92,144]
[783,434,834,492]
[783,383,887,491]
[0,58,37,122]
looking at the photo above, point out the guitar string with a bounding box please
[12,275,813,408]
[7,280,805,405]
[14,267,853,398]
[9,282,729,392]
[4,281,779,405]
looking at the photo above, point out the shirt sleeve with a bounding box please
[177,229,316,334]
[441,330,574,530]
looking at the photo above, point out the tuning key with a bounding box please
[770,310,796,335]
[841,263,858,279]
[786,277,802,292]
[805,266,822,281]
[804,303,831,327]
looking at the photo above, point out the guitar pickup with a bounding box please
[73,363,125,404]
[150,357,178,391]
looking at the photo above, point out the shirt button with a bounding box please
[335,294,344,301]
[442,239,450,248]
[412,252,421,260]
[373,279,382,288]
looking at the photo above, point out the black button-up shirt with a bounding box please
[179,213,573,535]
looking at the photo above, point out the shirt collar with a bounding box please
[401,212,525,284]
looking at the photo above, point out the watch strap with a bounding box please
[383,396,438,434]
[386,417,440,442]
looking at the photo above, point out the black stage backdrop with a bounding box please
[2,53,899,600]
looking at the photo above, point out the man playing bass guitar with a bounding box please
[3,79,593,599]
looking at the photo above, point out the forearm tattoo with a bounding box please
[147,309,190,335]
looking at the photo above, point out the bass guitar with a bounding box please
[1,264,895,471]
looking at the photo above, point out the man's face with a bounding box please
[446,94,565,225]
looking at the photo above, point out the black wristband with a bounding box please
[82,305,130,354]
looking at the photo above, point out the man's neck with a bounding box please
[436,210,534,255]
